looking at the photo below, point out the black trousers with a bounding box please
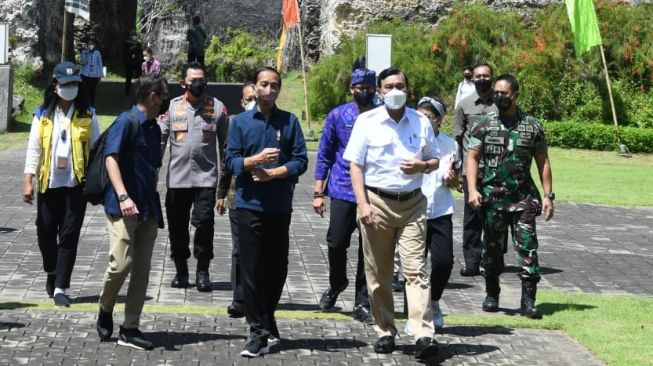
[36,185,86,289]
[165,187,216,271]
[462,176,483,269]
[238,208,291,341]
[229,209,243,305]
[425,214,454,301]
[187,51,205,66]
[124,64,141,95]
[81,76,100,106]
[326,198,369,307]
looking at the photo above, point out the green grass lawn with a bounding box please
[2,290,651,365]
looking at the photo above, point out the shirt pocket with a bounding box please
[171,121,188,142]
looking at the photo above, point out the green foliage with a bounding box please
[204,29,276,83]
[543,121,653,153]
[308,3,653,132]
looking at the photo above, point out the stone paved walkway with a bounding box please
[1,143,651,365]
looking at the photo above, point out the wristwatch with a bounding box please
[118,193,130,202]
[543,192,555,200]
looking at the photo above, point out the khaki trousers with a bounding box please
[359,190,434,340]
[99,216,157,329]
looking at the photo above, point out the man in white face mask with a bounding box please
[343,67,441,360]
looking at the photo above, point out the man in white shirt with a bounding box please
[344,67,440,360]
[454,65,475,109]
[417,96,460,330]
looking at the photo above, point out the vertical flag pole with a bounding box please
[599,44,620,143]
[61,8,68,62]
[297,20,313,138]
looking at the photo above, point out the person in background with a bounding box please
[22,61,100,307]
[123,31,143,95]
[187,16,207,65]
[313,68,376,324]
[216,82,258,319]
[454,65,475,110]
[141,48,162,76]
[80,39,103,106]
[416,96,460,330]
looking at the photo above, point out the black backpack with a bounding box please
[83,112,139,205]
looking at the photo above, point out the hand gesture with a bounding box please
[250,167,273,182]
[399,158,426,175]
[257,148,280,165]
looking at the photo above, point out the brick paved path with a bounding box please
[1,144,651,365]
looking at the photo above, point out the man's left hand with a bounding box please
[251,167,274,182]
[543,198,554,221]
[399,158,426,175]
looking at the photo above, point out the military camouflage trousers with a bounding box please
[481,207,540,282]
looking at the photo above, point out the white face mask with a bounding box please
[243,100,257,111]
[143,56,150,62]
[57,85,79,101]
[383,88,407,110]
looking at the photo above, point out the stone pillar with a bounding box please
[0,64,13,134]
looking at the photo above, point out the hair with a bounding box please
[41,78,90,115]
[192,16,201,25]
[181,61,206,80]
[253,66,282,88]
[377,67,409,88]
[144,48,153,55]
[352,56,366,71]
[417,96,447,117]
[135,75,168,104]
[495,74,520,93]
[472,62,494,77]
[242,81,256,90]
[463,64,473,73]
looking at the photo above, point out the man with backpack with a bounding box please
[95,75,169,350]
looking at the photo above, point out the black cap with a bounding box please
[53,61,82,84]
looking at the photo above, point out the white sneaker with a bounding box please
[432,301,444,329]
[403,320,414,337]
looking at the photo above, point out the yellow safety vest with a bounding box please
[36,107,93,193]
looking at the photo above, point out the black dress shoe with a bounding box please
[171,274,189,288]
[352,304,373,324]
[373,336,395,354]
[460,267,481,277]
[46,274,56,298]
[196,271,212,292]
[482,295,500,312]
[227,303,245,318]
[318,282,348,310]
[415,337,439,360]
[97,307,113,341]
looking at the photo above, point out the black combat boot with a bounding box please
[482,275,500,312]
[520,279,542,319]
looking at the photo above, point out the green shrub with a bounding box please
[543,121,653,153]
[204,29,276,83]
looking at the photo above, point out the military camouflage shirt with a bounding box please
[468,109,547,211]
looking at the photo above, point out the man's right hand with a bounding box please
[215,198,226,215]
[312,196,325,218]
[120,198,140,219]
[468,190,483,210]
[22,179,34,205]
[357,202,375,227]
[256,148,280,165]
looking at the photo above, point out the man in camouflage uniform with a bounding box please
[159,61,228,292]
[466,74,554,319]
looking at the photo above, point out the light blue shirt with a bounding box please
[80,49,103,78]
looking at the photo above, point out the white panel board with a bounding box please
[365,34,392,76]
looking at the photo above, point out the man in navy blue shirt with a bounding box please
[225,67,308,358]
[96,75,168,351]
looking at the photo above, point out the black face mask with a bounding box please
[159,98,170,116]
[464,73,472,80]
[353,90,375,107]
[187,79,206,97]
[474,79,492,93]
[494,94,513,111]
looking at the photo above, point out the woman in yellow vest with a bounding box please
[22,61,100,307]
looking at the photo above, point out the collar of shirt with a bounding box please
[474,92,494,106]
[252,105,282,121]
[130,105,150,126]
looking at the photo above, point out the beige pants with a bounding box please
[99,216,158,329]
[359,190,434,340]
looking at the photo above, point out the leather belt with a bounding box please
[365,186,421,202]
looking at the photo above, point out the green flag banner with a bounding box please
[566,0,602,55]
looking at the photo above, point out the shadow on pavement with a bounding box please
[72,295,153,304]
[0,302,37,310]
[407,342,500,365]
[0,227,17,234]
[277,303,323,311]
[0,322,25,331]
[148,330,247,351]
[502,265,563,275]
[442,325,514,337]
[279,337,367,351]
[538,302,596,316]
[446,282,475,290]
